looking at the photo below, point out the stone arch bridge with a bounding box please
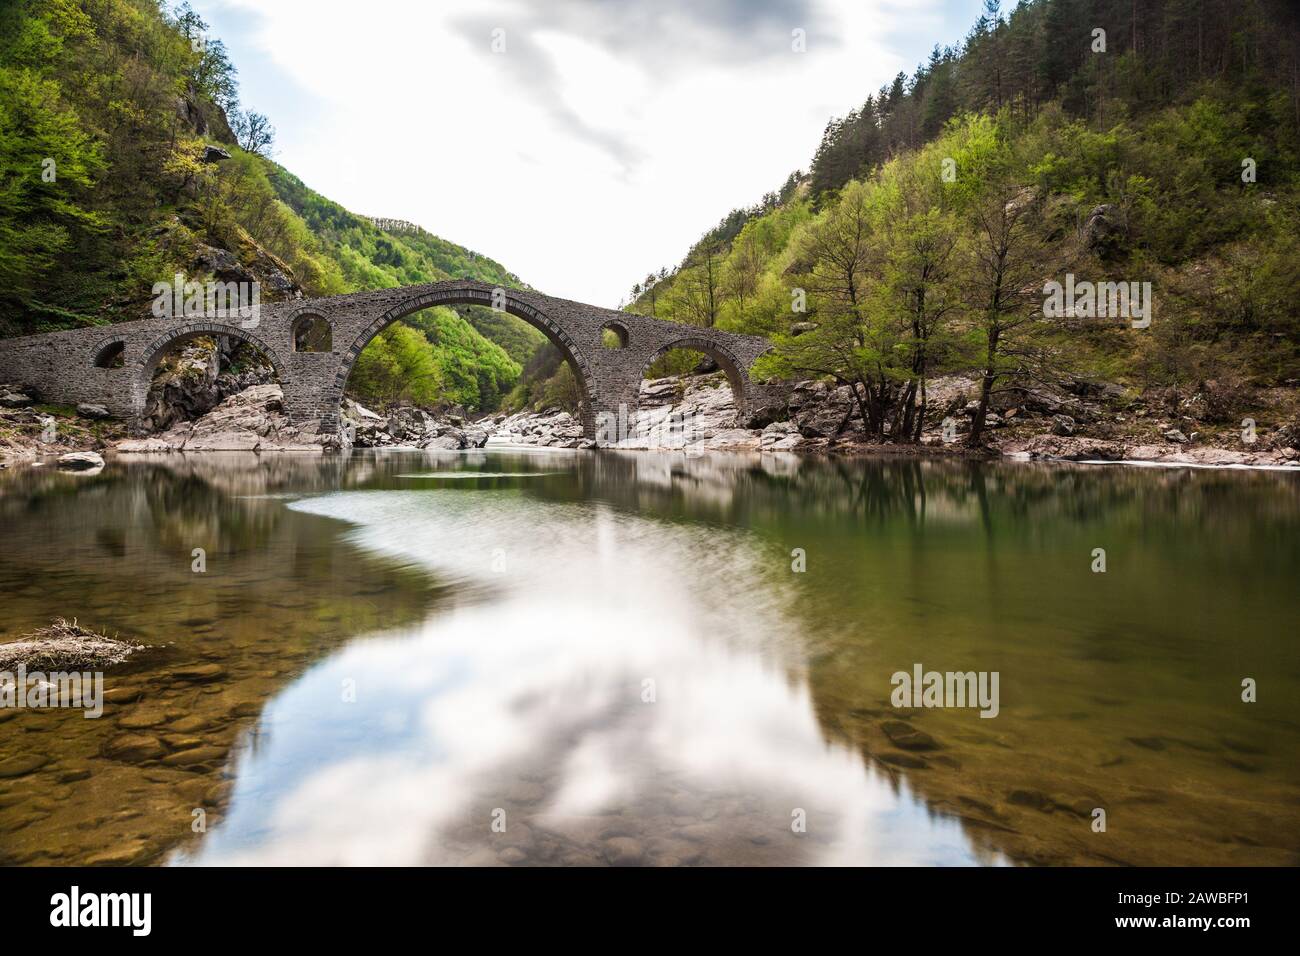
[0,281,776,443]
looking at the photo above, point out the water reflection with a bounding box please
[1,450,1297,866]
[184,479,995,865]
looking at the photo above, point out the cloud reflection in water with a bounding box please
[179,488,1000,866]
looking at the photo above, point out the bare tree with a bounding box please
[232,109,275,156]
[964,181,1043,446]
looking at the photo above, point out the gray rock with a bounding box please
[1083,203,1125,254]
[76,403,111,419]
[0,391,34,408]
[56,451,105,471]
[421,434,465,451]
[200,144,231,163]
[1051,415,1076,437]
[1163,429,1189,444]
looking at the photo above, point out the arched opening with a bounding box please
[600,322,628,349]
[292,313,332,352]
[335,288,595,444]
[137,326,283,434]
[93,341,125,369]
[641,339,747,426]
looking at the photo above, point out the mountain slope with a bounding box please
[625,0,1300,444]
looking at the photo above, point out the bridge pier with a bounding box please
[279,376,339,441]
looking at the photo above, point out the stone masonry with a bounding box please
[0,281,774,442]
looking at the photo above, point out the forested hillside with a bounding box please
[627,0,1300,443]
[0,0,541,412]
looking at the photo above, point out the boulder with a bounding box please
[193,243,251,284]
[1082,203,1125,255]
[742,402,784,429]
[1051,414,1076,437]
[0,391,34,408]
[76,403,112,419]
[421,433,465,451]
[56,451,105,471]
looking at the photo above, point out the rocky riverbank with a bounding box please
[3,371,1298,469]
[0,385,127,468]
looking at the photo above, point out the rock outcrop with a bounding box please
[119,384,320,452]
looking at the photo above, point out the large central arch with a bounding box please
[331,287,596,432]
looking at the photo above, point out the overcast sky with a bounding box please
[202,0,985,307]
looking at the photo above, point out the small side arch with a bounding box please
[92,340,126,368]
[640,336,751,421]
[600,321,629,349]
[291,311,333,352]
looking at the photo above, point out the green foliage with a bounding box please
[634,0,1300,426]
[348,322,443,409]
[349,307,521,412]
[459,305,546,365]
[268,166,522,292]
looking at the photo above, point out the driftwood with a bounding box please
[0,618,145,671]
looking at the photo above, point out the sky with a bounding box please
[200,0,987,308]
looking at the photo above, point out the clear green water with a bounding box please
[0,450,1296,866]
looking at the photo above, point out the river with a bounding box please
[0,449,1296,866]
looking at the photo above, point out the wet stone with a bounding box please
[879,752,928,769]
[1007,789,1052,810]
[118,707,169,730]
[166,716,213,734]
[84,842,150,866]
[0,754,49,779]
[160,746,224,767]
[169,663,226,683]
[103,734,166,762]
[880,720,939,751]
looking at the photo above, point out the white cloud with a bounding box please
[207,0,965,306]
